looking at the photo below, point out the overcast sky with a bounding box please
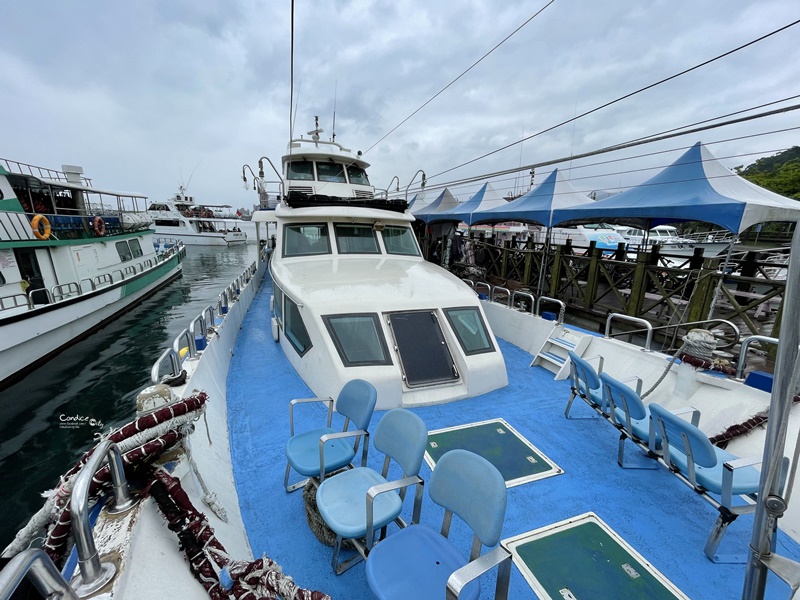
[2,1,798,210]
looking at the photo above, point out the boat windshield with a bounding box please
[287,161,315,181]
[317,162,346,183]
[346,165,370,185]
[323,314,392,366]
[382,226,420,256]
[444,307,494,355]
[283,223,331,257]
[334,224,379,254]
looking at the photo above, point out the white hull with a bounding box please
[153,228,245,246]
[0,255,182,388]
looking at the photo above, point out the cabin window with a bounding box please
[129,238,143,258]
[115,241,133,262]
[285,297,312,356]
[316,162,346,183]
[323,314,391,367]
[346,165,370,185]
[287,161,315,181]
[382,226,420,256]
[283,223,331,257]
[444,307,494,355]
[334,224,379,254]
[274,286,283,322]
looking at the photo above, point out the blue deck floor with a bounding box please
[227,275,800,599]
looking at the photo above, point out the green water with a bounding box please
[0,244,258,549]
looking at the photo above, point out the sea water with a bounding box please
[0,244,258,548]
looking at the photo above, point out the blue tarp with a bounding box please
[550,142,800,233]
[473,168,594,226]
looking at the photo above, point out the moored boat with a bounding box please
[0,159,185,391]
[147,189,247,246]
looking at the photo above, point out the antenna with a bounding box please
[332,80,338,142]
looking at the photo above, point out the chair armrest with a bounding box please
[721,454,763,508]
[617,375,642,395]
[288,396,333,435]
[669,405,701,427]
[318,430,370,483]
[446,545,512,600]
[365,475,424,549]
[583,354,604,374]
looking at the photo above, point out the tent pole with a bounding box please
[705,236,737,321]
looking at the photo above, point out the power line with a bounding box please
[363,0,555,155]
[429,17,800,180]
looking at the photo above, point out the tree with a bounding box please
[735,146,800,200]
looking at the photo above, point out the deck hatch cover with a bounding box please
[388,311,458,387]
[502,512,688,599]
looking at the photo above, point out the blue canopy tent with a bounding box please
[473,168,595,227]
[550,142,800,233]
[427,182,506,225]
[412,188,459,223]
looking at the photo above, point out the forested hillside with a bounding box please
[736,146,800,199]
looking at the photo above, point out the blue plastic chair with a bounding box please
[565,350,605,417]
[315,408,428,574]
[284,379,377,493]
[365,449,512,600]
[649,402,783,563]
[599,372,660,468]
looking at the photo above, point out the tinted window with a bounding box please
[335,224,379,254]
[274,286,283,322]
[129,238,143,258]
[323,314,391,367]
[115,241,132,262]
[346,165,370,185]
[287,161,315,181]
[285,297,312,356]
[388,311,458,387]
[382,226,420,256]
[283,223,331,257]
[317,162,346,183]
[444,307,494,355]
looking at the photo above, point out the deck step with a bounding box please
[538,351,566,366]
[549,337,577,350]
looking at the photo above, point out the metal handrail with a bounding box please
[202,304,216,327]
[79,277,98,293]
[189,314,207,352]
[28,288,53,305]
[52,282,81,302]
[474,282,491,298]
[70,440,137,596]
[491,286,511,307]
[461,279,475,288]
[605,318,741,351]
[0,293,32,312]
[605,313,654,352]
[151,347,181,383]
[172,328,197,360]
[511,291,535,315]
[0,548,79,600]
[736,335,779,380]
[536,295,566,324]
[218,290,230,315]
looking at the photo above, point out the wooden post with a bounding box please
[500,240,509,280]
[687,263,717,322]
[768,299,783,362]
[628,251,648,317]
[522,243,533,287]
[583,242,600,310]
[550,244,563,297]
[735,251,759,303]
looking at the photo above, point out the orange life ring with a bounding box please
[31,214,51,240]
[93,216,106,236]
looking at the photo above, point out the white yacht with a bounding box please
[0,159,184,390]
[619,225,735,257]
[147,190,247,246]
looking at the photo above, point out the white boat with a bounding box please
[618,225,735,257]
[147,190,247,246]
[540,223,628,252]
[0,159,185,391]
[4,131,800,600]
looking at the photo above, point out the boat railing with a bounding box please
[189,314,208,352]
[536,296,566,324]
[735,335,779,380]
[681,229,737,244]
[605,318,741,352]
[474,281,491,299]
[461,279,476,288]
[0,157,93,186]
[0,548,79,600]
[511,291,536,315]
[28,288,53,306]
[0,293,32,311]
[218,290,230,315]
[80,278,98,293]
[491,286,511,307]
[52,282,81,302]
[151,347,181,383]
[69,440,137,597]
[605,313,654,352]
[173,328,198,361]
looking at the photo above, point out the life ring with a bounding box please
[31,214,51,240]
[93,216,106,236]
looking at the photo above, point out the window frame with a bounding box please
[115,241,133,262]
[382,225,421,256]
[323,313,392,367]
[333,223,381,255]
[443,306,495,356]
[284,296,312,356]
[282,223,331,257]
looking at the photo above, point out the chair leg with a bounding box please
[284,461,309,493]
[704,508,744,563]
[617,434,658,469]
[564,391,577,418]
[331,534,366,575]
